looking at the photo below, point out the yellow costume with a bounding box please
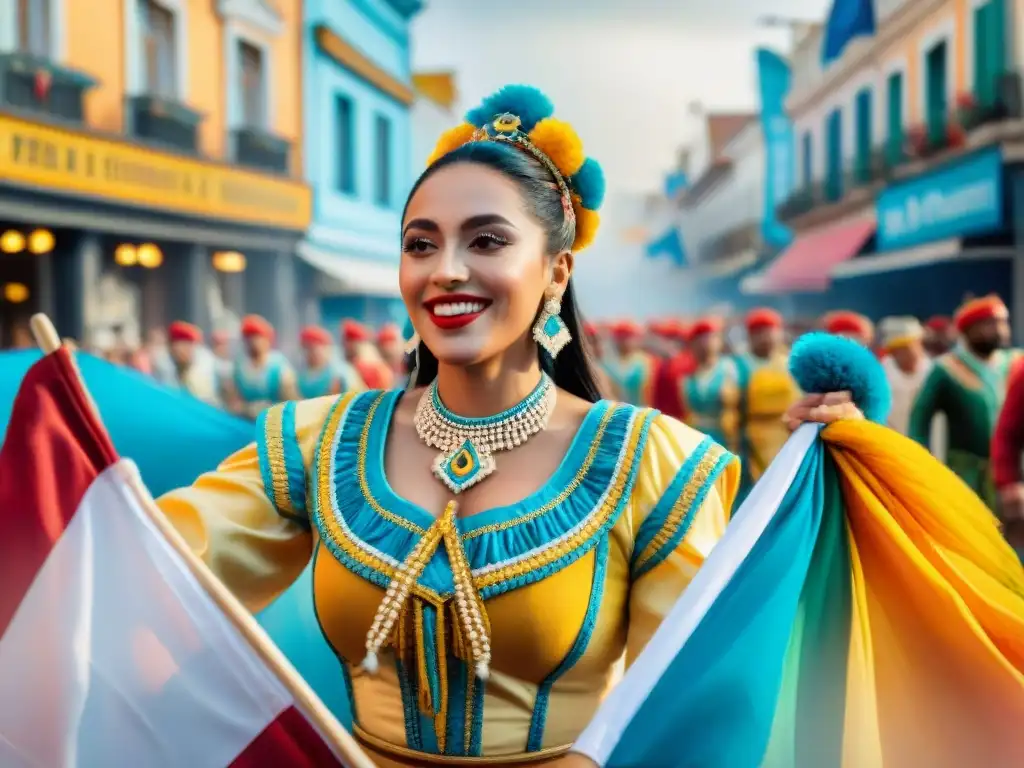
[739,351,800,482]
[158,390,739,765]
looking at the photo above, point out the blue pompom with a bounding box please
[788,332,892,424]
[569,158,606,211]
[464,85,555,132]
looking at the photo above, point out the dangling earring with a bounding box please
[533,293,571,359]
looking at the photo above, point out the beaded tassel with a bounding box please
[361,501,494,682]
[361,519,445,674]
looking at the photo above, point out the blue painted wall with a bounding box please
[302,0,420,321]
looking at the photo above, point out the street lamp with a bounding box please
[0,230,25,254]
[114,244,138,266]
[137,243,163,268]
[28,229,54,254]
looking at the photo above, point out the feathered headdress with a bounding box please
[427,85,606,251]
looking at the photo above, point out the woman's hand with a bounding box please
[783,391,864,432]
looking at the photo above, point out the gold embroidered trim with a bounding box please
[353,724,571,765]
[632,443,726,574]
[472,410,649,589]
[263,404,295,517]
[462,406,617,540]
[315,393,445,603]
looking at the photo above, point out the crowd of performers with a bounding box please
[590,295,1024,553]
[119,293,1024,552]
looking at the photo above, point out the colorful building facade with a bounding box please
[299,0,421,330]
[753,0,1021,325]
[0,0,313,349]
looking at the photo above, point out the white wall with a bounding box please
[410,95,457,176]
[678,121,765,262]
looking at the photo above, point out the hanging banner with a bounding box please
[756,48,795,250]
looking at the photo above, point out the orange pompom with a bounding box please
[528,118,586,177]
[571,197,600,251]
[427,122,477,166]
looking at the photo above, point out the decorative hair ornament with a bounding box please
[426,85,607,252]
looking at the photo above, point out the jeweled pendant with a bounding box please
[432,438,495,494]
[534,311,571,358]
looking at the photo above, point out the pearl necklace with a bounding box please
[414,373,557,494]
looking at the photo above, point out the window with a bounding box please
[16,0,51,57]
[854,87,872,180]
[239,41,265,128]
[973,0,1006,107]
[925,40,948,145]
[825,108,843,202]
[801,131,813,188]
[142,0,177,99]
[335,95,355,194]
[886,71,904,163]
[374,114,392,206]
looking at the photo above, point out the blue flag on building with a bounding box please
[664,170,689,199]
[645,226,687,266]
[756,48,795,250]
[822,0,876,64]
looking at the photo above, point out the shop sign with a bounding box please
[0,114,312,231]
[876,147,1003,251]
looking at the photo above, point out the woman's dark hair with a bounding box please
[403,141,604,403]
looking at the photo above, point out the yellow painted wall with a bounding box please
[66,0,125,133]
[59,0,302,174]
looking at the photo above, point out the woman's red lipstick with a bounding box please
[423,294,492,330]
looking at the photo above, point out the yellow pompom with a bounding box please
[427,122,477,166]
[571,197,600,251]
[528,118,586,178]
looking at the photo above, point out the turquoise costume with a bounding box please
[233,351,290,404]
[682,357,741,453]
[604,352,657,406]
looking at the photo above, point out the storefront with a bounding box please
[0,112,313,350]
[826,146,1013,320]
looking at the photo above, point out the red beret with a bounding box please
[823,311,873,338]
[377,323,401,344]
[611,320,643,339]
[745,308,783,331]
[299,325,333,347]
[168,321,202,343]
[582,321,598,337]
[924,315,951,332]
[240,314,275,341]
[954,295,1008,332]
[688,316,723,340]
[341,319,370,342]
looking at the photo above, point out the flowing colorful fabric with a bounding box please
[574,333,1024,768]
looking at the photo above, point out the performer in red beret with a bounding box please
[341,319,394,391]
[165,321,219,406]
[909,295,1018,509]
[923,315,955,357]
[604,320,658,406]
[680,316,740,454]
[736,308,799,486]
[376,323,406,380]
[651,319,696,420]
[297,325,363,399]
[228,314,298,418]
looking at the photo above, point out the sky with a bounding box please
[410,0,832,194]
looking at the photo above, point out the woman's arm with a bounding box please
[156,395,341,612]
[625,415,740,663]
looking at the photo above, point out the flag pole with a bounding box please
[28,313,378,768]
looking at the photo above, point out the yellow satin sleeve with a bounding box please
[156,394,340,613]
[624,414,740,665]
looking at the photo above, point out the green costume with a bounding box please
[908,346,1021,509]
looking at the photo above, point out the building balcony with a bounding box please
[0,52,96,124]
[696,220,759,263]
[232,127,291,175]
[127,95,203,155]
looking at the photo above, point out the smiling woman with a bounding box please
[153,84,865,768]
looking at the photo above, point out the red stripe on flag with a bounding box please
[0,348,117,637]
[231,705,343,767]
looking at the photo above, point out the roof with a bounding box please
[706,113,756,159]
[412,72,458,111]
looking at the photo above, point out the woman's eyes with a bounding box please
[401,232,510,255]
